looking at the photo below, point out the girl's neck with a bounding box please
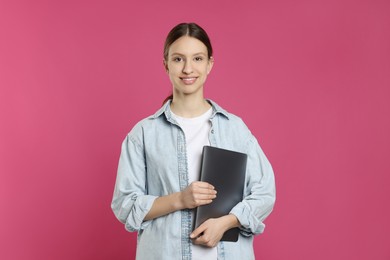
[170,94,211,118]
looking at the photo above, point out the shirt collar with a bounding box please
[152,99,230,120]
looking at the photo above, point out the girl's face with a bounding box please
[165,36,214,98]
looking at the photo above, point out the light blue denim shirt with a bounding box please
[111,100,276,260]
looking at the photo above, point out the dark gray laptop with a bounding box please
[194,146,247,242]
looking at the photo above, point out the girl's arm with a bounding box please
[144,181,217,221]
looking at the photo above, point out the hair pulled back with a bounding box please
[163,23,213,61]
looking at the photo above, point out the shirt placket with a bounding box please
[176,126,192,260]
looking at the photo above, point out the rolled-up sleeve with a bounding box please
[230,136,276,236]
[111,133,157,232]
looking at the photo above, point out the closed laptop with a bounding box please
[194,146,247,242]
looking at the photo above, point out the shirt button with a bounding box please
[211,129,214,134]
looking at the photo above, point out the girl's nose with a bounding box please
[182,61,193,74]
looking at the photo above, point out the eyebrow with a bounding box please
[170,52,207,57]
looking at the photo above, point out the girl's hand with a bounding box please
[190,214,240,247]
[179,181,217,209]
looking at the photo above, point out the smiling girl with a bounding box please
[111,23,276,260]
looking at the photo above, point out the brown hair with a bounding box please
[163,23,213,104]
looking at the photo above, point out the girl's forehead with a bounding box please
[168,36,208,56]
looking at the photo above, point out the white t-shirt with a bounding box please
[172,108,217,260]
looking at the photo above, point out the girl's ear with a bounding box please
[163,59,169,73]
[207,56,214,74]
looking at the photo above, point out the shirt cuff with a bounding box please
[125,195,158,231]
[230,202,265,236]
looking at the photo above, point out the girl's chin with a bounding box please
[173,85,203,96]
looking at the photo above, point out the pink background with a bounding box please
[1,0,389,259]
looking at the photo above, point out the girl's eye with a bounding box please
[194,57,203,62]
[173,57,183,62]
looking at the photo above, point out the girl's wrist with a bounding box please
[220,214,240,231]
[171,192,185,211]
